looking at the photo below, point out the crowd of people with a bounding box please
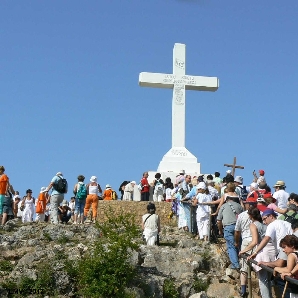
[143,168,298,298]
[2,165,298,297]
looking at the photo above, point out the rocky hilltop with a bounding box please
[0,214,261,298]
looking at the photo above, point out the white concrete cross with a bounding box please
[139,43,219,148]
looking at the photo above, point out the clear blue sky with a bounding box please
[1,1,298,198]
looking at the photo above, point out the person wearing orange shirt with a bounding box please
[103,184,113,201]
[0,166,10,219]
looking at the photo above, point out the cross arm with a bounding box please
[139,72,174,89]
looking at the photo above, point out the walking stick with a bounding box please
[282,281,288,298]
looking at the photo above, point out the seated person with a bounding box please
[58,200,71,223]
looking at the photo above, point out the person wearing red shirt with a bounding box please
[140,172,150,201]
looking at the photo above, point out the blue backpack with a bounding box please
[76,183,87,200]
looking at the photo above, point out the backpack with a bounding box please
[137,182,143,191]
[111,190,118,200]
[76,183,87,200]
[238,185,248,201]
[284,212,297,224]
[155,179,164,192]
[53,177,68,193]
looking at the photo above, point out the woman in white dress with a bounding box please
[21,189,35,223]
[142,203,161,246]
[123,181,136,201]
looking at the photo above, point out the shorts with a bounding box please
[240,238,253,273]
[2,205,13,215]
[0,194,4,215]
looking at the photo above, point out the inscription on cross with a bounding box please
[224,157,245,177]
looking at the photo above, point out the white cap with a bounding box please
[197,182,206,190]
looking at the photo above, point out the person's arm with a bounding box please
[258,258,286,268]
[98,184,102,193]
[73,183,77,195]
[253,170,258,182]
[217,220,223,235]
[247,236,271,260]
[211,196,224,215]
[157,215,161,233]
[234,230,241,249]
[281,263,298,279]
[239,223,259,254]
[274,253,296,275]
[192,198,198,206]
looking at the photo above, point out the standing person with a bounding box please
[239,207,276,298]
[35,187,49,222]
[73,175,87,225]
[253,169,266,185]
[68,197,76,222]
[84,176,102,223]
[45,172,68,225]
[0,166,10,222]
[234,202,254,297]
[273,180,289,209]
[142,203,161,246]
[21,189,35,223]
[248,209,292,266]
[118,181,130,200]
[2,191,13,225]
[217,195,243,270]
[123,181,136,201]
[13,196,21,218]
[176,175,193,232]
[192,182,211,241]
[214,171,222,186]
[140,172,150,202]
[164,178,174,202]
[152,173,164,202]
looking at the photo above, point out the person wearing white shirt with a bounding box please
[273,180,289,209]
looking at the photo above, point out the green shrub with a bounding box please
[193,276,209,292]
[76,207,141,298]
[0,260,13,273]
[163,278,179,298]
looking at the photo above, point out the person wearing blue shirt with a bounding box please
[45,172,68,224]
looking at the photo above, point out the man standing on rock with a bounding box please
[217,196,243,270]
[0,166,10,222]
[45,172,68,224]
[235,202,255,297]
[140,172,150,201]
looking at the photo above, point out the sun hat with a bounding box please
[197,182,206,190]
[106,184,111,189]
[90,176,97,182]
[259,169,265,175]
[234,176,243,184]
[62,200,68,207]
[250,182,258,190]
[26,189,33,194]
[56,172,63,176]
[40,187,47,193]
[179,170,185,174]
[273,180,286,188]
[131,181,136,185]
[262,208,277,217]
[226,170,231,174]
